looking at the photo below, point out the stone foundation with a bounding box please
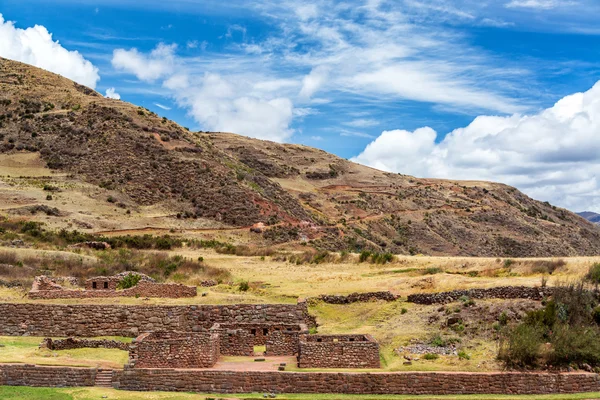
[298,334,380,369]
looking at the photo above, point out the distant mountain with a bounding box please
[578,212,600,224]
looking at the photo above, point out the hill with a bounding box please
[0,56,599,257]
[578,212,600,224]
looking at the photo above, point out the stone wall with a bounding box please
[2,364,600,395]
[0,302,314,337]
[84,276,119,290]
[298,334,380,369]
[40,337,130,351]
[317,291,398,304]
[129,331,219,369]
[0,364,96,388]
[219,327,255,356]
[266,330,300,356]
[407,286,556,305]
[113,369,600,395]
[29,281,197,299]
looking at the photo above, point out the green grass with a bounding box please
[2,387,600,400]
[0,337,129,369]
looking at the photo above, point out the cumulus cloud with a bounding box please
[352,82,600,212]
[0,14,99,88]
[112,43,176,82]
[105,87,120,99]
[166,72,294,142]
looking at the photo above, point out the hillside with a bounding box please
[0,57,599,257]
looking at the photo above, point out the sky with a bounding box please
[0,0,599,213]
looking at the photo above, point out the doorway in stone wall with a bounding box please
[253,345,266,356]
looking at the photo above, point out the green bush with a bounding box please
[586,263,600,285]
[401,308,408,315]
[499,281,600,369]
[498,323,544,368]
[359,250,372,263]
[458,350,471,360]
[423,353,439,360]
[117,273,141,290]
[238,281,250,292]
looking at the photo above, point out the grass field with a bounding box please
[2,387,600,400]
[0,337,129,369]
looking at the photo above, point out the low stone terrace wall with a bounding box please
[2,364,600,395]
[29,281,197,299]
[407,286,556,305]
[298,334,380,369]
[40,337,130,351]
[316,291,398,304]
[0,364,96,388]
[0,301,315,337]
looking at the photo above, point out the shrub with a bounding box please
[423,267,443,275]
[585,263,600,286]
[358,250,372,263]
[498,323,544,368]
[401,308,408,315]
[117,273,141,290]
[423,353,439,360]
[498,311,509,326]
[529,259,566,275]
[238,281,250,292]
[458,350,471,360]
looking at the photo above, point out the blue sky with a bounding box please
[1,0,599,212]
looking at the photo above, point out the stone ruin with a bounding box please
[28,272,196,299]
[126,322,379,369]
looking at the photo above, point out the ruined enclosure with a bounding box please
[215,323,308,356]
[128,330,220,369]
[298,334,381,369]
[28,273,197,299]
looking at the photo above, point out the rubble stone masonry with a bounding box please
[29,281,197,299]
[2,364,600,395]
[0,302,315,337]
[129,331,219,369]
[407,286,556,304]
[298,334,381,369]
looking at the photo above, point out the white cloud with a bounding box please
[505,0,565,9]
[299,66,330,99]
[344,118,379,128]
[153,102,171,110]
[0,14,99,88]
[166,73,295,142]
[105,87,120,99]
[112,43,176,82]
[352,81,600,212]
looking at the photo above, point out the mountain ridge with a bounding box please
[1,56,599,257]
